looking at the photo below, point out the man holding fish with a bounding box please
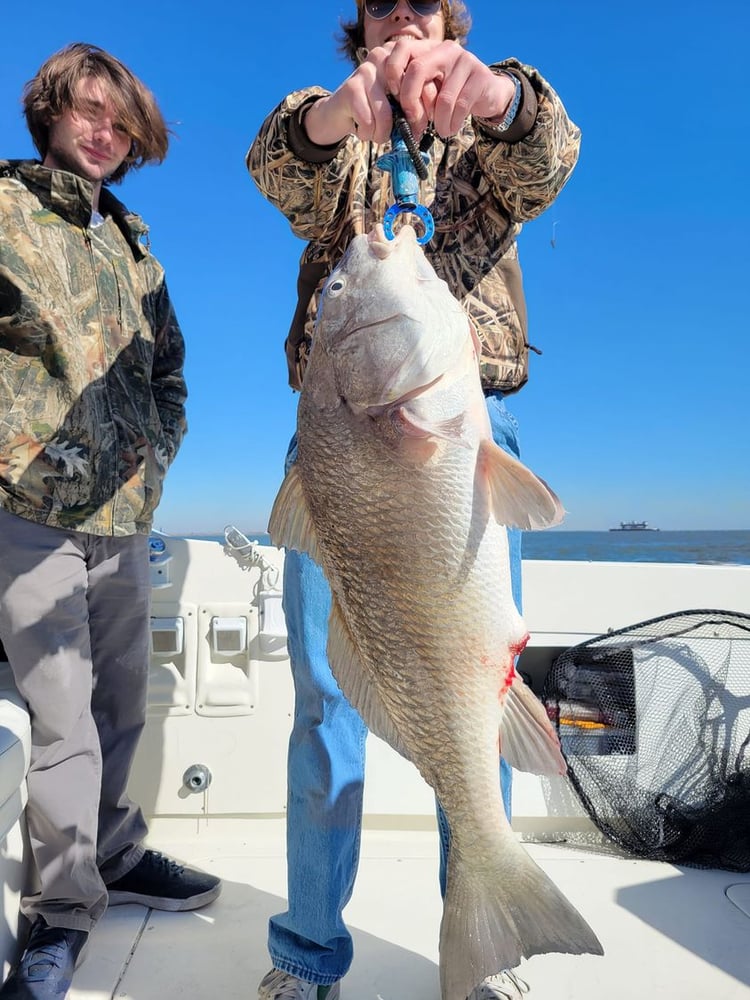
[247,2,589,998]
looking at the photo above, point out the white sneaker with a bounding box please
[257,968,341,1000]
[468,970,531,999]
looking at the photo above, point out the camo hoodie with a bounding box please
[0,160,187,536]
[247,58,580,394]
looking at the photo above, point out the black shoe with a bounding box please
[0,918,88,999]
[105,849,222,911]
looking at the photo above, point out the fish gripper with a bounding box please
[376,98,434,245]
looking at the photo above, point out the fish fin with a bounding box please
[500,673,567,776]
[370,405,470,462]
[267,465,323,565]
[328,600,413,762]
[392,406,469,448]
[440,834,603,999]
[477,439,564,530]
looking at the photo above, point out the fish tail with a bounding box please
[439,838,603,1000]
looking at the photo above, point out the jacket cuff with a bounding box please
[474,70,538,145]
[287,95,347,163]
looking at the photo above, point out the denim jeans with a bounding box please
[268,390,522,984]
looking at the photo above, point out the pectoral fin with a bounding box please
[478,439,564,530]
[268,464,323,566]
[500,673,567,776]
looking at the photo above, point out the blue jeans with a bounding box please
[269,390,522,984]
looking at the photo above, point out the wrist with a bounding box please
[287,95,346,164]
[303,96,352,146]
[483,72,522,132]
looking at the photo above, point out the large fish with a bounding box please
[269,224,603,999]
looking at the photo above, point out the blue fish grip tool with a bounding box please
[376,97,434,245]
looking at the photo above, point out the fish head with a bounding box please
[313,224,471,413]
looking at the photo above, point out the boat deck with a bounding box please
[64,821,750,1000]
[4,546,750,999]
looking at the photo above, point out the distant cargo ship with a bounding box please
[609,521,660,532]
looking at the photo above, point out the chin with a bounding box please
[80,164,111,183]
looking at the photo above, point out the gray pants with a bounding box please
[0,507,150,931]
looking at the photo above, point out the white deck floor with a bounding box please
[67,822,750,1000]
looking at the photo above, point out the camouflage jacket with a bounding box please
[0,160,187,536]
[247,58,580,393]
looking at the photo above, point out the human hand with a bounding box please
[385,38,516,138]
[303,47,396,146]
[303,39,515,146]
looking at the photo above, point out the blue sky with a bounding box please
[1,1,748,534]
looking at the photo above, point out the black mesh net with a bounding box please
[542,609,750,871]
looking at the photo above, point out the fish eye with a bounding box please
[327,277,346,297]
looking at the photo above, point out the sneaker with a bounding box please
[257,968,341,999]
[468,970,530,999]
[0,918,88,999]
[105,849,221,911]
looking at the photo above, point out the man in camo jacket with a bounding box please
[0,43,220,1000]
[247,3,580,999]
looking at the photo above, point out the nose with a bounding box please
[390,0,413,18]
[90,116,116,143]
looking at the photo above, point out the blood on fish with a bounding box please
[510,634,530,658]
[499,661,516,698]
[499,634,530,698]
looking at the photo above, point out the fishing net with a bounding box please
[542,609,750,871]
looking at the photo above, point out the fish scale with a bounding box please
[270,223,603,999]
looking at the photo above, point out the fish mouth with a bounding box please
[367,223,417,258]
[335,313,404,344]
[370,222,389,243]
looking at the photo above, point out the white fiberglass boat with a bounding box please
[2,534,749,999]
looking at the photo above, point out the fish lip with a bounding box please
[366,223,417,248]
[368,222,389,244]
[338,314,402,340]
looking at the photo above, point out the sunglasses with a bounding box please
[364,0,442,20]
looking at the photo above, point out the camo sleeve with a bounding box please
[148,267,187,466]
[473,59,581,222]
[246,87,360,244]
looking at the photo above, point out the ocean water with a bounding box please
[521,529,750,565]
[187,529,750,566]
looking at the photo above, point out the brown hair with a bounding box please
[337,0,472,65]
[22,42,170,184]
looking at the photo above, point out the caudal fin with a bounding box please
[439,836,603,1000]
